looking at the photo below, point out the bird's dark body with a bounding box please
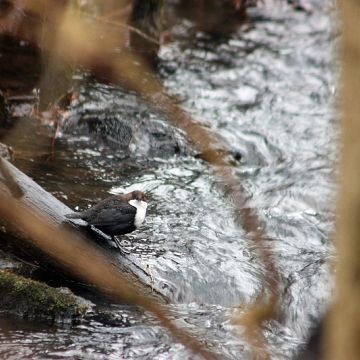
[66,191,149,252]
[66,195,137,236]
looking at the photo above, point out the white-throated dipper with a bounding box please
[66,190,148,251]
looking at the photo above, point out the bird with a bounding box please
[65,190,149,251]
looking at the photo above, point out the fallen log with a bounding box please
[0,156,166,303]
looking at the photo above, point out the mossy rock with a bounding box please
[0,270,89,323]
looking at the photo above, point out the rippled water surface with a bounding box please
[0,1,337,359]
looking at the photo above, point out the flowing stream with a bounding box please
[0,1,337,359]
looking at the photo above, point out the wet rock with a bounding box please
[61,110,194,160]
[0,270,90,323]
[89,311,133,327]
[128,118,191,158]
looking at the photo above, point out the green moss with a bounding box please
[0,270,88,322]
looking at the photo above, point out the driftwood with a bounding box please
[0,157,166,303]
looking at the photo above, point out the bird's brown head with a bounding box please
[118,190,149,203]
[127,190,149,203]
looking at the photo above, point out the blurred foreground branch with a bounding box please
[326,1,360,359]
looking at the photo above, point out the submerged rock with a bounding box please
[59,102,194,160]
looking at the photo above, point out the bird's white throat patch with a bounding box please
[128,200,148,228]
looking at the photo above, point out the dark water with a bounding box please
[0,1,337,359]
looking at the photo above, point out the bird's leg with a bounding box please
[146,264,154,291]
[112,236,124,254]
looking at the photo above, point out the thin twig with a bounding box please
[85,13,160,46]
